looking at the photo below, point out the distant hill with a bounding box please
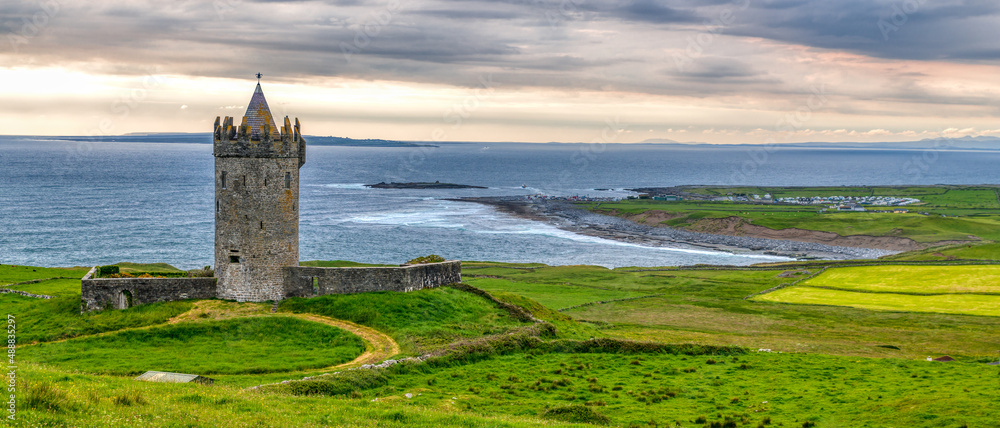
[41,133,437,148]
[636,135,1000,151]
[9,133,1000,151]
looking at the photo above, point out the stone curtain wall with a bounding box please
[283,261,462,298]
[81,261,459,311]
[81,267,217,312]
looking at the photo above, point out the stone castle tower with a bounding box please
[213,82,306,301]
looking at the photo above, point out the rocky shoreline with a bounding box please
[456,197,896,261]
[366,181,487,189]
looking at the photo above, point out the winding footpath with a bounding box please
[21,300,401,375]
[286,313,399,371]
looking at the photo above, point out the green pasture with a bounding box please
[11,361,589,428]
[1,264,192,344]
[885,242,1000,261]
[331,351,998,428]
[279,286,528,354]
[466,263,1000,358]
[801,265,1000,294]
[0,264,89,285]
[589,186,1000,245]
[756,286,1000,317]
[19,317,365,376]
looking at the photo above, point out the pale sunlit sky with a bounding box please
[1,0,998,144]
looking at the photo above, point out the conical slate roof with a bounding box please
[244,83,280,140]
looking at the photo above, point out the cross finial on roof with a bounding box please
[256,72,262,82]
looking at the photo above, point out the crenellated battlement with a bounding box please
[213,114,307,165]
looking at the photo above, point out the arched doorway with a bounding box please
[119,289,134,309]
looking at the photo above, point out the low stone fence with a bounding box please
[283,260,461,298]
[81,267,217,312]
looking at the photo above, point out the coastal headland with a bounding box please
[457,185,1000,261]
[456,197,893,260]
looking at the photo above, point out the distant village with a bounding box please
[521,194,621,202]
[515,191,923,213]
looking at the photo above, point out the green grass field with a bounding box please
[8,259,1000,427]
[0,264,89,285]
[12,361,590,428]
[756,286,1000,317]
[329,351,997,427]
[467,263,1000,358]
[0,265,193,344]
[588,186,1000,248]
[19,317,365,375]
[279,286,529,354]
[800,265,1000,294]
[754,264,1000,317]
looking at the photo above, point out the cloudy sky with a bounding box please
[1,0,998,143]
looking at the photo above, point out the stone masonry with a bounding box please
[214,83,307,302]
[283,260,462,298]
[80,267,217,311]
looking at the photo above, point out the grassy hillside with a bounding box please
[335,351,996,428]
[279,286,530,354]
[587,185,1000,246]
[755,264,1000,317]
[1,264,193,344]
[8,260,1000,427]
[465,263,1000,358]
[20,317,365,376]
[12,362,593,428]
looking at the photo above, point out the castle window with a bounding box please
[312,277,319,294]
[216,199,220,213]
[260,221,264,230]
[230,255,240,263]
[243,175,247,186]
[221,171,227,189]
[285,172,292,189]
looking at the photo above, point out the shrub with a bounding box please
[104,272,135,278]
[112,390,147,406]
[542,405,611,425]
[23,382,77,412]
[406,255,446,265]
[98,265,120,277]
[283,370,389,396]
[188,266,215,278]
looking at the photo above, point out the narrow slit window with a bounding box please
[216,199,220,213]
[312,277,319,294]
[260,221,264,230]
[243,175,246,186]
[284,172,291,189]
[221,171,227,189]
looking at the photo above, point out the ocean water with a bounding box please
[3,137,1000,269]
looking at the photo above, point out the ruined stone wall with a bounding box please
[283,261,462,298]
[80,267,217,312]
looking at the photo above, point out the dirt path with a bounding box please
[24,300,401,372]
[285,313,400,370]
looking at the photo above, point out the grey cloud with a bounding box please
[1,0,997,109]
